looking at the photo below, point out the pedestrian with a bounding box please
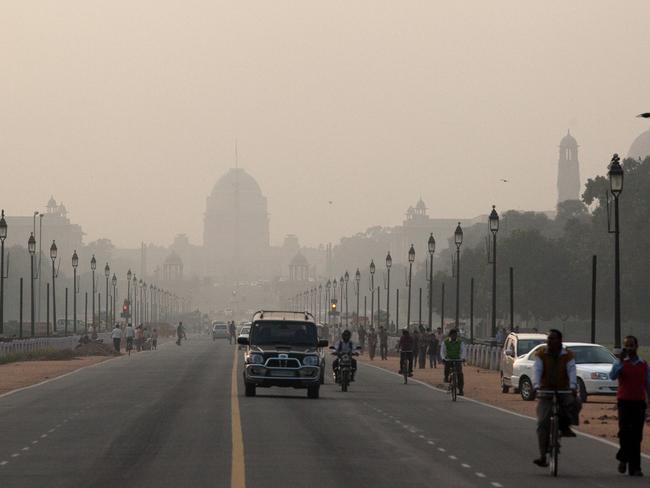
[124,323,135,352]
[435,327,444,364]
[135,324,144,351]
[176,321,186,345]
[151,328,158,350]
[413,329,420,367]
[358,325,366,351]
[418,327,427,369]
[367,327,377,360]
[110,323,122,353]
[427,328,439,368]
[609,335,650,477]
[379,326,388,360]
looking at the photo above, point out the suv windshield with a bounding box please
[569,346,616,364]
[250,321,318,346]
[517,339,545,356]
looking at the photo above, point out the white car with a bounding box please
[512,342,617,402]
[237,326,251,349]
[212,322,229,340]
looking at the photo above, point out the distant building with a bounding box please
[557,131,581,203]
[627,128,650,161]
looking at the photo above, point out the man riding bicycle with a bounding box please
[441,329,466,395]
[398,329,414,377]
[532,329,578,468]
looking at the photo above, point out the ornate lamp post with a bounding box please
[326,279,331,322]
[126,268,132,313]
[104,263,110,330]
[454,223,463,329]
[0,210,6,335]
[608,154,624,348]
[489,206,499,337]
[355,269,361,327]
[427,234,435,331]
[344,271,349,327]
[28,233,36,337]
[50,240,58,333]
[332,278,337,323]
[132,274,137,324]
[339,276,344,327]
[406,244,415,331]
[139,279,143,325]
[72,250,79,333]
[369,260,375,327]
[385,252,392,332]
[90,255,97,328]
[318,284,322,323]
[112,274,117,326]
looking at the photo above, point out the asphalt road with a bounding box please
[0,338,646,488]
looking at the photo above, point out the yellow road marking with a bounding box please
[231,347,246,488]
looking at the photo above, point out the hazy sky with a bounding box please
[2,1,649,249]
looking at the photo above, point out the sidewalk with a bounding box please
[359,354,650,455]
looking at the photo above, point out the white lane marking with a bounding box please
[475,472,486,478]
[21,447,29,451]
[360,361,650,460]
[461,463,471,468]
[11,453,19,458]
[32,441,38,444]
[449,455,457,460]
[48,429,55,433]
[0,460,7,466]
[427,440,435,445]
[56,424,61,428]
[491,483,503,487]
[438,447,446,452]
[63,419,68,423]
[40,434,47,438]
[418,434,425,439]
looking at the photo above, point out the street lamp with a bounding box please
[489,206,499,338]
[104,263,110,331]
[139,279,143,325]
[149,283,154,323]
[50,240,58,334]
[72,250,78,333]
[454,222,463,329]
[28,233,36,337]
[126,268,132,320]
[369,259,375,327]
[132,274,137,325]
[344,271,349,327]
[427,233,435,331]
[112,274,117,326]
[339,276,344,327]
[318,284,322,323]
[326,279,331,322]
[406,244,415,331]
[385,251,392,332]
[608,153,624,348]
[0,210,7,335]
[355,268,361,327]
[90,255,97,330]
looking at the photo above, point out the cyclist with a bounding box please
[332,329,358,382]
[398,329,414,377]
[124,323,135,352]
[532,328,578,468]
[441,329,466,395]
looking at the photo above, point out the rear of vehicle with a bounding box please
[212,322,229,340]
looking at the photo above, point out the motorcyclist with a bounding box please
[332,329,358,382]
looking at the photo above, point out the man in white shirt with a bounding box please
[125,324,135,351]
[111,324,122,353]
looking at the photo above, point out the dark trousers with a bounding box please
[428,351,437,368]
[444,361,464,391]
[418,349,427,368]
[399,352,414,374]
[617,400,646,473]
[536,394,575,457]
[380,343,388,360]
[113,338,121,352]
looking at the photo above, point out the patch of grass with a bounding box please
[0,348,79,365]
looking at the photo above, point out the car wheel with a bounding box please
[307,384,320,399]
[519,376,535,401]
[578,378,588,403]
[244,382,256,397]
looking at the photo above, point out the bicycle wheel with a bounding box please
[451,371,457,402]
[549,415,559,476]
[402,360,408,384]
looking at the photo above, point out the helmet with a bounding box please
[342,329,351,339]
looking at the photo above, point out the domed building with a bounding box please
[627,129,650,161]
[203,168,270,280]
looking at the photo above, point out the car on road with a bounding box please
[212,322,229,340]
[512,342,617,402]
[237,325,251,349]
[238,310,328,398]
[500,332,547,393]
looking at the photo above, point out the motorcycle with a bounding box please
[331,346,361,392]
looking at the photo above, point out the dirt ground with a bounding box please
[359,354,650,454]
[0,357,111,396]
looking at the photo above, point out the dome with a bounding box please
[627,129,650,161]
[560,130,577,147]
[210,168,262,198]
[290,251,309,267]
[164,251,183,266]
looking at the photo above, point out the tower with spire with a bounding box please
[557,130,581,203]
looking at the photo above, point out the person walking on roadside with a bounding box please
[609,335,650,477]
[176,321,186,346]
[111,324,122,353]
[418,327,428,369]
[435,327,444,364]
[151,328,158,350]
[124,323,135,353]
[367,327,377,361]
[379,326,388,360]
[358,325,367,351]
[427,328,439,368]
[135,324,145,352]
[228,321,236,345]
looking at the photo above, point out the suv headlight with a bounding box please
[303,355,320,366]
[590,372,609,380]
[248,353,264,365]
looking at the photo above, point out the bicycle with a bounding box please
[399,351,412,384]
[536,389,574,477]
[126,337,134,356]
[446,359,464,401]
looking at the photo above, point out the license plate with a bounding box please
[271,370,295,377]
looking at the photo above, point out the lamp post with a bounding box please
[132,274,137,325]
[454,222,463,329]
[112,274,117,326]
[339,276,344,327]
[103,263,110,331]
[28,233,36,337]
[608,154,624,348]
[427,233,435,331]
[0,210,7,335]
[50,240,58,333]
[385,252,392,332]
[149,283,154,323]
[326,279,331,323]
[344,271,349,327]
[369,260,375,327]
[90,255,96,328]
[318,284,322,323]
[406,245,415,331]
[332,278,337,323]
[72,250,78,333]
[139,279,143,325]
[126,269,132,320]
[355,269,360,327]
[489,206,499,337]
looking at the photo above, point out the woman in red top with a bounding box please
[609,335,650,477]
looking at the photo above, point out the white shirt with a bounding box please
[111,327,123,339]
[125,326,135,338]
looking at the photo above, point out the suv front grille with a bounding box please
[266,358,301,368]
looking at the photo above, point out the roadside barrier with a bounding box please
[466,343,501,371]
[0,333,111,358]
